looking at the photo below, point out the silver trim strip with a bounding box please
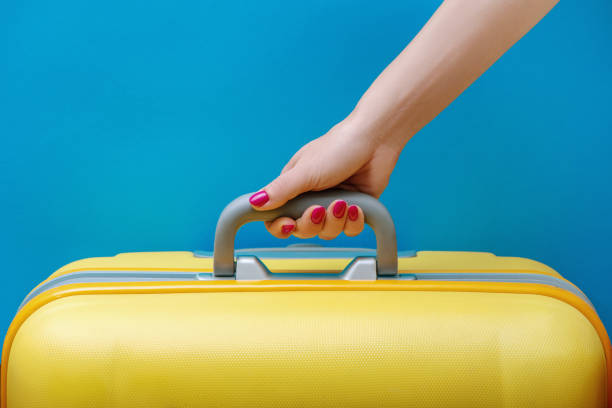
[19,266,593,311]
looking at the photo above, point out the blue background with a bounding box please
[1,0,611,341]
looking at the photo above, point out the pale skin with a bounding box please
[249,0,559,239]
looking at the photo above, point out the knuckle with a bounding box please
[294,231,315,239]
[318,233,336,240]
[267,178,285,194]
[344,231,358,237]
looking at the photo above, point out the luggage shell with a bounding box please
[2,191,610,407]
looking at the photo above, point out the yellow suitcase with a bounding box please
[2,191,610,407]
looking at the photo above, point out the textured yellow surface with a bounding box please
[7,291,606,407]
[46,250,561,278]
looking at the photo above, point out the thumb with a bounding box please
[249,168,312,210]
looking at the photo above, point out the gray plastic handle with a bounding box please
[213,190,398,277]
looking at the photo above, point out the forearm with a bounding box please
[347,0,558,149]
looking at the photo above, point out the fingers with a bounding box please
[293,205,326,239]
[249,168,312,211]
[318,200,347,240]
[265,202,365,239]
[344,205,364,237]
[264,217,296,239]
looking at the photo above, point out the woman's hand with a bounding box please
[248,117,403,240]
[248,0,557,240]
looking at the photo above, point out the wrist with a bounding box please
[341,103,412,153]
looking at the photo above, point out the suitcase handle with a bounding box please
[213,189,398,277]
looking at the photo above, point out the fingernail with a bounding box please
[348,205,359,221]
[311,206,326,224]
[249,190,269,207]
[332,200,347,218]
[281,224,295,235]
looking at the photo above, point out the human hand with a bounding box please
[248,117,403,240]
[247,0,557,241]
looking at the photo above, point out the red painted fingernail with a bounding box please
[281,224,295,235]
[311,206,326,224]
[249,191,269,207]
[332,200,347,218]
[348,205,359,221]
